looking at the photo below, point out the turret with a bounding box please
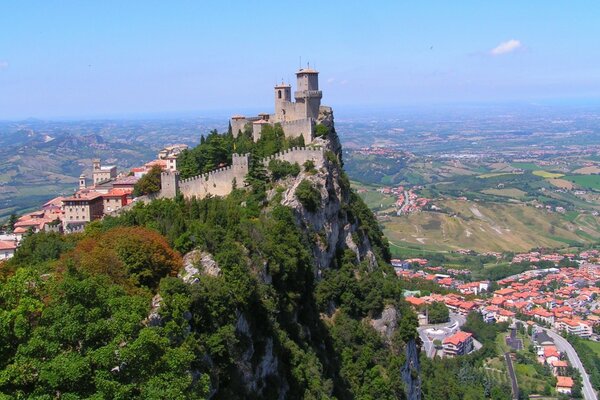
[294,68,322,120]
[274,82,292,122]
[92,158,101,171]
[79,174,86,190]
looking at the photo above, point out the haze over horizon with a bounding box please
[1,1,599,120]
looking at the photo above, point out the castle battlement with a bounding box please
[162,148,324,200]
[230,68,326,145]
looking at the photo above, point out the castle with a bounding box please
[160,68,330,201]
[230,67,324,145]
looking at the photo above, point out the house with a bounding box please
[102,189,130,214]
[405,297,426,308]
[496,309,515,323]
[443,331,474,357]
[551,360,568,377]
[543,346,560,365]
[555,318,592,338]
[457,301,477,315]
[532,308,555,325]
[62,192,104,233]
[494,288,516,297]
[0,240,17,260]
[556,376,574,394]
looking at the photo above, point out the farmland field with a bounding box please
[564,175,600,190]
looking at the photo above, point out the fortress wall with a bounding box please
[231,117,260,138]
[280,118,314,144]
[160,170,179,199]
[178,154,249,199]
[168,148,323,201]
[263,146,324,167]
[230,119,248,138]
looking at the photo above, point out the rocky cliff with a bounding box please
[172,111,422,399]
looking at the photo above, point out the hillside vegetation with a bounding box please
[0,125,424,399]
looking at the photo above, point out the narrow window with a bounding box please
[278,90,282,99]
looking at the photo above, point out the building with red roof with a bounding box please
[556,376,574,394]
[443,331,473,356]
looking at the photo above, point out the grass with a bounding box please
[533,170,564,179]
[382,199,594,253]
[564,174,600,190]
[580,339,600,357]
[511,162,539,170]
[477,172,515,179]
[481,188,527,199]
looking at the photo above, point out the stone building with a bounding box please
[92,159,117,184]
[158,144,188,172]
[62,191,104,233]
[230,67,325,145]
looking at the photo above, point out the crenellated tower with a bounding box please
[294,68,322,120]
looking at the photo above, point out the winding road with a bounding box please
[542,328,598,400]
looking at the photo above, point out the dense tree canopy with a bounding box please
[133,165,163,197]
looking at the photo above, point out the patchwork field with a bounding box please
[533,170,564,179]
[564,174,600,190]
[381,199,600,253]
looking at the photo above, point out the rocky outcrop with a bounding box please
[402,339,422,400]
[180,250,221,284]
[273,127,376,272]
[370,305,398,341]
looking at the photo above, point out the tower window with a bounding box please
[278,90,282,99]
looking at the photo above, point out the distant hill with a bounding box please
[0,118,224,220]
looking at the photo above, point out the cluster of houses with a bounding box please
[402,258,592,394]
[531,329,574,394]
[377,185,430,215]
[0,144,188,258]
[400,262,600,339]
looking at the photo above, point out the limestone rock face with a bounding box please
[275,127,377,273]
[370,305,398,341]
[181,249,221,284]
[369,305,422,400]
[402,339,422,400]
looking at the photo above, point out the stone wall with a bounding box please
[231,117,259,138]
[262,146,324,167]
[160,170,180,199]
[280,118,314,145]
[178,153,249,199]
[160,148,324,200]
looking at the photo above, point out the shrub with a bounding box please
[295,180,321,212]
[315,124,329,138]
[303,160,316,173]
[268,159,301,181]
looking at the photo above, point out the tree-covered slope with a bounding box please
[0,121,422,399]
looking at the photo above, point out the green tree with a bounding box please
[295,180,321,211]
[134,165,163,196]
[427,301,449,324]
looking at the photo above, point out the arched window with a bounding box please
[278,90,282,99]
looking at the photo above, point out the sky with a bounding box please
[1,1,599,119]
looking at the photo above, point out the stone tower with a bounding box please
[160,170,180,199]
[274,82,292,122]
[295,68,322,120]
[79,174,86,190]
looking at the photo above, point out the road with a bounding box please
[417,312,466,358]
[542,328,598,400]
[504,352,519,400]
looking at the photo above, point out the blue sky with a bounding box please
[1,1,599,119]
